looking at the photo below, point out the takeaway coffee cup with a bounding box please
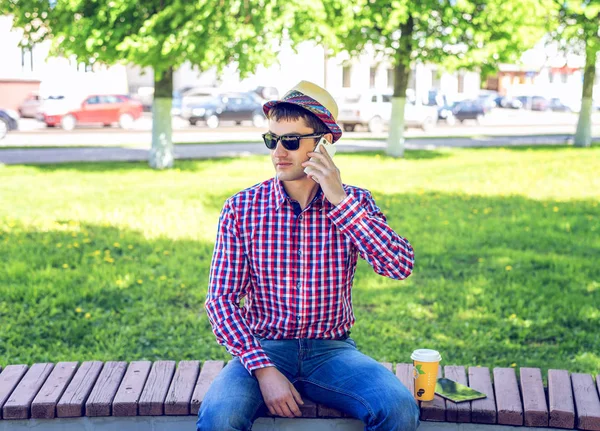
[411,349,442,401]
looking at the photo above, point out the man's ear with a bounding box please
[324,133,333,144]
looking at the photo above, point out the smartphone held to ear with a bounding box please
[304,136,336,176]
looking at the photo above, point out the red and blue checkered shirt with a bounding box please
[205,177,414,375]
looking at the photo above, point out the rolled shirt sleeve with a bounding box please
[327,192,414,279]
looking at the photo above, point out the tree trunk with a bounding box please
[574,39,598,148]
[387,15,414,158]
[149,67,174,169]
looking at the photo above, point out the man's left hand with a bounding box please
[302,149,347,206]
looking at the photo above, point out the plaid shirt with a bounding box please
[205,177,414,375]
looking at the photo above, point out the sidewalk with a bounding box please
[0,135,597,165]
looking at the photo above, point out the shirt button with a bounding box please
[297,249,302,256]
[296,281,301,289]
[296,316,301,321]
[298,215,303,220]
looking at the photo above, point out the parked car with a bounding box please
[0,109,19,139]
[452,100,486,123]
[182,92,266,128]
[494,96,523,109]
[42,95,143,130]
[336,90,438,133]
[548,98,572,112]
[426,90,456,125]
[18,92,42,118]
[476,91,499,113]
[516,96,550,111]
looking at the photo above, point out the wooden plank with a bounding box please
[493,367,523,426]
[164,360,200,416]
[0,365,28,419]
[396,363,414,397]
[444,365,471,423]
[190,360,224,415]
[520,367,548,427]
[572,373,600,431]
[420,365,445,421]
[56,361,103,418]
[299,397,317,418]
[548,369,575,429]
[381,362,393,372]
[85,361,127,417]
[138,360,176,416]
[2,363,54,419]
[317,403,345,418]
[469,367,496,424]
[30,362,78,419]
[112,361,152,416]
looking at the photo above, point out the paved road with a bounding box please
[1,134,598,165]
[3,109,600,147]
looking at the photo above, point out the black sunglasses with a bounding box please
[262,132,324,151]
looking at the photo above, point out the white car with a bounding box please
[336,90,438,133]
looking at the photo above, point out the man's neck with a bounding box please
[281,178,320,210]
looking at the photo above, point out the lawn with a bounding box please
[0,145,599,382]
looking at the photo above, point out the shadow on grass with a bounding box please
[1,190,598,378]
[466,142,600,152]
[23,157,242,173]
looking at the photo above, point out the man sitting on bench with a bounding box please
[198,81,419,431]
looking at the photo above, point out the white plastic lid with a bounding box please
[411,349,442,362]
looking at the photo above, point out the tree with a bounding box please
[2,0,347,168]
[334,0,555,157]
[552,0,600,148]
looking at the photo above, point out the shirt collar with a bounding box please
[273,177,331,211]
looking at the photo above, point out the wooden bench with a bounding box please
[1,360,599,431]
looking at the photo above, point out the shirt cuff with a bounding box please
[240,347,275,375]
[327,193,366,231]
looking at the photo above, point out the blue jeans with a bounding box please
[197,337,421,431]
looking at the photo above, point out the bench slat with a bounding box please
[164,361,200,416]
[190,360,224,415]
[493,367,523,425]
[0,365,28,419]
[444,365,471,423]
[112,361,152,416]
[572,373,600,431]
[396,363,414,396]
[420,365,445,421]
[469,367,496,424]
[2,363,54,419]
[139,360,176,416]
[31,362,78,419]
[56,361,103,417]
[520,367,548,427]
[317,403,345,418]
[299,398,317,418]
[548,369,575,429]
[381,362,393,373]
[85,361,127,417]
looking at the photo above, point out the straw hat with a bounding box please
[263,80,342,143]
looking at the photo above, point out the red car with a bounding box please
[43,94,143,130]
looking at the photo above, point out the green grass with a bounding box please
[1,146,599,382]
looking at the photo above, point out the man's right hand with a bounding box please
[254,366,304,418]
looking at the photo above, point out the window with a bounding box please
[86,96,100,104]
[371,95,378,102]
[382,95,392,103]
[342,65,352,88]
[387,68,394,88]
[370,66,377,88]
[21,47,34,72]
[101,95,120,104]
